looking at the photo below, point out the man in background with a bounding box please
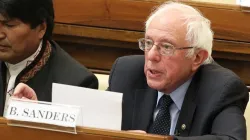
[108,2,248,140]
[0,0,98,116]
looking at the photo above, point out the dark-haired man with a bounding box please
[0,0,98,116]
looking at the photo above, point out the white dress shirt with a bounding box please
[3,41,42,116]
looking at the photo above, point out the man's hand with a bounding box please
[13,83,38,100]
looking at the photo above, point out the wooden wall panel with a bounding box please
[54,0,250,42]
[53,0,250,86]
[57,41,142,72]
[54,0,109,24]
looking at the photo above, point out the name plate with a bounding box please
[5,98,81,134]
[237,0,250,7]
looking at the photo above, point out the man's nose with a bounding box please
[0,25,6,39]
[146,45,161,62]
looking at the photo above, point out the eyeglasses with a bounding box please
[138,38,194,56]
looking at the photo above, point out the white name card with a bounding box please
[5,98,81,133]
[237,0,250,7]
[52,83,122,130]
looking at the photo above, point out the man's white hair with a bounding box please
[145,1,214,64]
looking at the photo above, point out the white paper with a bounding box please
[237,0,250,7]
[52,83,122,130]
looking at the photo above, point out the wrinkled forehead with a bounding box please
[145,10,188,45]
[0,13,7,20]
[147,9,187,32]
[0,13,14,24]
[0,14,9,23]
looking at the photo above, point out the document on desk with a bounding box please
[52,83,122,130]
[237,0,250,7]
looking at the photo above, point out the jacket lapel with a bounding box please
[0,62,6,116]
[16,40,53,102]
[25,42,54,102]
[175,70,201,136]
[132,87,158,131]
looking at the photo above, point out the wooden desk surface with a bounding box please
[0,118,172,140]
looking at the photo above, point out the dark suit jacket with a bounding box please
[108,55,249,140]
[0,40,98,116]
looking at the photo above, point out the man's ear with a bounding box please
[37,21,47,39]
[191,49,208,71]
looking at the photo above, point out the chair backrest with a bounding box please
[95,74,109,90]
[244,92,250,140]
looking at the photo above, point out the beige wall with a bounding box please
[95,74,109,90]
[190,0,236,5]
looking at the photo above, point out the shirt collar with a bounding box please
[5,41,43,76]
[157,78,192,110]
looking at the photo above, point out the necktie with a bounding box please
[149,95,173,135]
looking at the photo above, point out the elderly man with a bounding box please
[107,2,248,140]
[10,1,248,140]
[0,0,98,116]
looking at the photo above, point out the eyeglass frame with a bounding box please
[138,38,194,56]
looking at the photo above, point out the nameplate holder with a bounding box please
[237,0,250,6]
[5,98,82,134]
[237,0,250,12]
